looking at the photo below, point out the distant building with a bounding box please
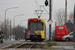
[65,20,73,34]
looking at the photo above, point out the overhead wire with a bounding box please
[35,0,40,10]
[0,0,44,5]
[0,2,35,5]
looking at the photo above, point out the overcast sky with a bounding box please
[0,0,75,28]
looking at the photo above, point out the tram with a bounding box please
[25,18,46,41]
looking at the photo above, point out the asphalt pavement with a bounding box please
[55,42,75,50]
[0,40,21,48]
[57,42,75,46]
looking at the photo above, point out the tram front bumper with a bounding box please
[30,35,41,40]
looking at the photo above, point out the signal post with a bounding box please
[45,0,52,41]
[49,0,52,41]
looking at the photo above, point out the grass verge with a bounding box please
[40,42,57,49]
[4,43,21,49]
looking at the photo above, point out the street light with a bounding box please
[20,20,27,27]
[13,14,24,40]
[13,14,24,28]
[4,7,18,40]
[19,19,27,40]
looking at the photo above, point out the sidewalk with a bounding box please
[51,46,75,50]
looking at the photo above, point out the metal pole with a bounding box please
[20,20,26,27]
[13,14,24,29]
[5,9,7,40]
[13,15,18,40]
[55,22,57,27]
[5,7,18,40]
[13,14,24,40]
[73,4,75,41]
[10,20,11,40]
[65,0,67,23]
[18,25,20,40]
[49,0,52,41]
[14,16,16,29]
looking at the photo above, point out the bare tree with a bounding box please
[0,18,10,39]
[69,12,74,23]
[54,9,65,25]
[1,21,4,32]
[6,18,10,39]
[12,25,25,40]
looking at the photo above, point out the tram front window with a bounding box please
[29,22,43,31]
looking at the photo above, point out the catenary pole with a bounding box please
[73,4,75,41]
[49,0,52,41]
[65,0,67,23]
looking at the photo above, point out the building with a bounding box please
[65,20,73,34]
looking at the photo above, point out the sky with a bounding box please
[0,0,75,28]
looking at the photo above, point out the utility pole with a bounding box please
[44,0,52,40]
[73,4,75,41]
[10,20,11,40]
[49,0,52,41]
[55,22,57,27]
[65,0,67,23]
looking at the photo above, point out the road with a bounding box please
[55,42,75,50]
[0,40,21,48]
[57,42,75,46]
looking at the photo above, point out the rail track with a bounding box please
[15,42,39,49]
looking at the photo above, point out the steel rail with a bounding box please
[25,42,37,50]
[28,42,37,48]
[15,42,27,48]
[15,42,37,49]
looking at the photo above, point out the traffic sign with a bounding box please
[47,20,53,25]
